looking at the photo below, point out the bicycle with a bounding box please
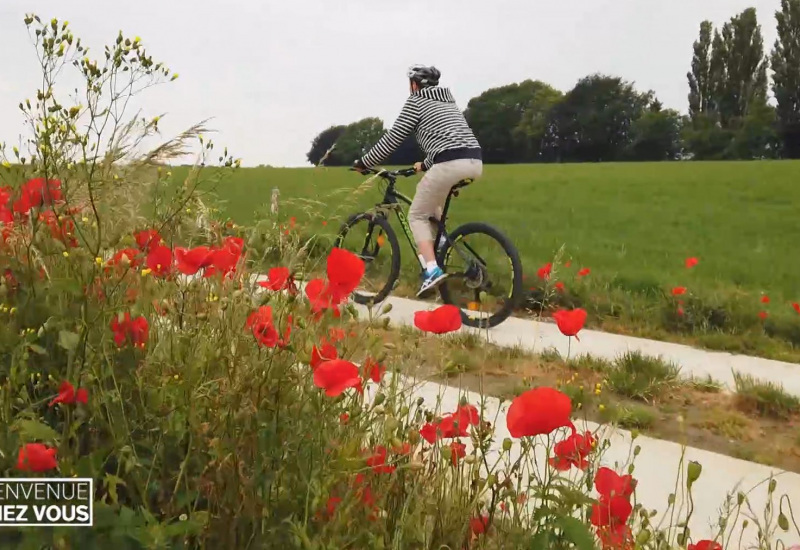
[334,167,524,329]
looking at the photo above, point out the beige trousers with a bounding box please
[408,158,483,243]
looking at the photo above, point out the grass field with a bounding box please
[178,161,800,359]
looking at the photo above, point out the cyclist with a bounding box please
[353,65,483,297]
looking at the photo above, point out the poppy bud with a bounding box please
[633,445,641,456]
[408,431,420,445]
[737,492,746,505]
[686,461,702,487]
[464,455,476,465]
[384,417,399,432]
[502,438,512,452]
[769,479,777,494]
[381,303,393,314]
[778,512,789,531]
[636,530,651,545]
[373,393,386,407]
[441,447,452,462]
[390,437,403,449]
[382,318,390,329]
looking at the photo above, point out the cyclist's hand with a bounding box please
[413,162,424,173]
[352,158,366,173]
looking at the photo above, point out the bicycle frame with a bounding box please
[373,179,458,276]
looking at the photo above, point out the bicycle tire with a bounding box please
[334,212,401,306]
[437,221,524,329]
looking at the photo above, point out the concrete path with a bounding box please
[355,294,800,398]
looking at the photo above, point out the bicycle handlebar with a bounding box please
[350,167,417,179]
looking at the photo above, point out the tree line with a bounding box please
[308,2,800,165]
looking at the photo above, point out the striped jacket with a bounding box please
[360,87,481,170]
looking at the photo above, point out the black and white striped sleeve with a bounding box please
[360,97,419,168]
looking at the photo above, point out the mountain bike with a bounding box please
[334,167,524,329]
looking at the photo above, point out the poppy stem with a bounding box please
[567,337,572,362]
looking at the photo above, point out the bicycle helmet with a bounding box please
[407,65,441,87]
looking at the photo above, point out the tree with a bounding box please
[628,107,684,161]
[543,75,653,162]
[710,8,769,126]
[464,80,562,163]
[307,125,346,165]
[512,85,564,162]
[685,9,771,159]
[688,21,714,120]
[728,102,780,159]
[771,0,800,158]
[331,118,386,165]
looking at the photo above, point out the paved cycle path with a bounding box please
[351,294,800,397]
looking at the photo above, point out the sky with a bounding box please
[0,0,784,167]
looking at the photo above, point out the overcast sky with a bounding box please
[0,0,784,167]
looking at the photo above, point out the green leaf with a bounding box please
[12,418,60,443]
[104,473,126,505]
[28,344,47,355]
[556,516,598,550]
[58,330,80,351]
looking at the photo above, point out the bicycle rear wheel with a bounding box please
[334,212,401,305]
[437,222,523,329]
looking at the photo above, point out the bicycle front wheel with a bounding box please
[437,222,524,329]
[334,212,401,306]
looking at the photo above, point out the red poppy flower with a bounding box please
[687,541,722,550]
[596,524,634,550]
[0,207,12,224]
[76,388,88,405]
[470,515,490,536]
[553,308,587,340]
[564,261,572,268]
[258,267,296,292]
[110,312,149,348]
[16,443,58,472]
[325,496,341,517]
[311,341,338,370]
[175,246,214,275]
[339,413,350,424]
[685,257,699,269]
[146,245,173,277]
[760,295,770,304]
[793,302,800,314]
[759,311,768,320]
[420,422,439,444]
[48,381,89,407]
[313,360,362,397]
[13,178,62,215]
[328,327,346,343]
[590,495,633,529]
[595,467,636,499]
[0,186,11,207]
[537,262,552,280]
[108,248,141,270]
[365,445,396,474]
[364,357,386,383]
[246,306,280,347]
[577,268,590,277]
[677,306,685,317]
[555,282,565,293]
[392,441,412,455]
[671,286,687,296]
[306,278,343,316]
[414,305,462,334]
[549,430,595,471]
[326,248,365,300]
[135,229,162,251]
[449,441,467,465]
[507,387,572,438]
